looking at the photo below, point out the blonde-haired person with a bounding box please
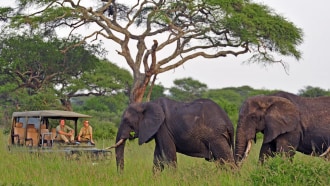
[77,120,95,145]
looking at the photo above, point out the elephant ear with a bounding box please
[263,96,300,144]
[138,102,165,145]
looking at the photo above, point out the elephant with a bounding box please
[110,97,235,172]
[235,91,330,164]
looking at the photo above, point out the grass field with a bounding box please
[1,129,330,186]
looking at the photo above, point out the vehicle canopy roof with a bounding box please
[12,110,91,119]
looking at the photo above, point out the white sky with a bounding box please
[153,0,329,94]
[1,1,329,94]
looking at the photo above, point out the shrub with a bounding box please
[250,155,330,185]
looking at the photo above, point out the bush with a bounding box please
[250,155,330,185]
[92,121,117,140]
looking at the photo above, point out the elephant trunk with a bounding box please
[115,137,126,173]
[235,126,250,164]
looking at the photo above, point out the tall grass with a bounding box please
[1,130,329,185]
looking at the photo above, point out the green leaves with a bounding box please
[222,2,303,60]
[169,77,208,102]
[0,7,13,22]
[37,7,75,23]
[251,155,330,185]
[11,3,75,29]
[0,32,131,110]
[130,131,136,138]
[298,86,330,97]
[72,59,133,95]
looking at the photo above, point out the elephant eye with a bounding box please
[250,114,260,122]
[123,118,133,125]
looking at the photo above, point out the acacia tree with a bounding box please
[2,0,303,103]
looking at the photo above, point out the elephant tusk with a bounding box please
[105,139,125,150]
[243,140,253,159]
[320,147,330,157]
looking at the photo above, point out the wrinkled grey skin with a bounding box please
[115,97,235,172]
[235,91,330,164]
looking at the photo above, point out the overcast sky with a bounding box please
[154,0,329,94]
[1,1,329,94]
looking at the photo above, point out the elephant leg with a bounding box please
[205,139,236,170]
[153,135,177,172]
[259,142,276,163]
[275,133,299,159]
[206,139,233,164]
[153,149,165,173]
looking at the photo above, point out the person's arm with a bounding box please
[58,126,73,136]
[89,129,93,140]
[89,126,94,143]
[67,126,74,134]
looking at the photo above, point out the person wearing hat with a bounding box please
[77,120,95,145]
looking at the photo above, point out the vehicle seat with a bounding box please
[15,122,23,128]
[40,124,47,129]
[25,126,38,147]
[13,122,25,145]
[27,123,35,128]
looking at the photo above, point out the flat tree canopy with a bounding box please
[0,0,303,103]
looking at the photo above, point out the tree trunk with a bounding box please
[130,73,149,103]
[129,41,158,103]
[60,98,73,111]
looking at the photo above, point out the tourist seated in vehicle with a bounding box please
[77,120,95,145]
[56,119,75,144]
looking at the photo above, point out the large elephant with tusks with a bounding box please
[235,91,330,164]
[110,97,235,172]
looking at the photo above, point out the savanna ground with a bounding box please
[1,129,329,186]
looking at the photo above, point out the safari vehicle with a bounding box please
[8,110,111,159]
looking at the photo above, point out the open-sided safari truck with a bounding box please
[8,110,111,159]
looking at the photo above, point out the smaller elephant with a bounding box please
[235,91,330,164]
[110,97,235,172]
